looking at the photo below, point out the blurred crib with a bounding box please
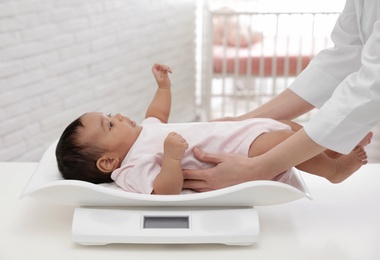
[201,10,339,122]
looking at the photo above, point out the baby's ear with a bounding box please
[96,156,119,173]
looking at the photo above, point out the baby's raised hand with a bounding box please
[164,132,188,160]
[152,63,172,89]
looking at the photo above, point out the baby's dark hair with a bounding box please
[55,116,113,184]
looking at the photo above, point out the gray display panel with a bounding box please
[143,216,189,229]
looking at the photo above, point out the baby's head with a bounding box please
[56,112,142,184]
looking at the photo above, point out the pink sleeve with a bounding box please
[111,155,162,194]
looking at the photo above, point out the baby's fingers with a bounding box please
[160,64,172,73]
[154,63,172,73]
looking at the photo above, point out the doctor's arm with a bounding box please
[233,88,314,121]
[145,64,173,123]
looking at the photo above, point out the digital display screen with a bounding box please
[143,216,189,229]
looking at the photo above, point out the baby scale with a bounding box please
[21,140,312,246]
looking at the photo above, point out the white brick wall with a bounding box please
[0,0,197,162]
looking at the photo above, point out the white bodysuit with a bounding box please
[290,0,380,154]
[111,117,290,194]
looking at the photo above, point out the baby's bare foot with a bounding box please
[328,146,368,184]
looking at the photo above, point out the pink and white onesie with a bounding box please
[111,117,290,194]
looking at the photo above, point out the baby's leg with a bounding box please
[248,130,368,183]
[248,130,294,158]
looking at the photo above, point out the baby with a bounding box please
[56,64,369,195]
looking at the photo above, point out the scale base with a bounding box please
[72,206,260,246]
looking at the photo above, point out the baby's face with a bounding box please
[79,112,142,160]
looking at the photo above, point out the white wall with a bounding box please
[0,0,197,162]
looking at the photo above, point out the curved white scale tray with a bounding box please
[21,140,312,207]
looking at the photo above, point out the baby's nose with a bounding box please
[114,113,123,121]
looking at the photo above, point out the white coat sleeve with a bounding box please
[289,0,363,108]
[290,0,380,154]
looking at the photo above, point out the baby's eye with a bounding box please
[106,114,114,129]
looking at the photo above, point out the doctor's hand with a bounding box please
[182,147,256,192]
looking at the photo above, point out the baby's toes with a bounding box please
[354,147,366,159]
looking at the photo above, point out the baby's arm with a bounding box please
[153,132,188,195]
[145,64,173,123]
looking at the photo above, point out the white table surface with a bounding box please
[1,162,379,260]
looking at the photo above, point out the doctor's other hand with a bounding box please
[182,147,255,192]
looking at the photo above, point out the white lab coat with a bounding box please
[290,0,380,154]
